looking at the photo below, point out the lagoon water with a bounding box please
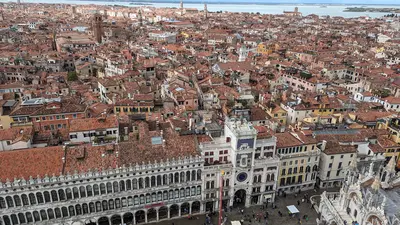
[2,0,400,18]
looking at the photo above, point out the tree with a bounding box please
[67,71,78,81]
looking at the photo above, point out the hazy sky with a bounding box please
[180,0,400,4]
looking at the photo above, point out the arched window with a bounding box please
[72,187,79,199]
[18,213,26,224]
[68,205,75,216]
[100,183,106,194]
[96,202,102,212]
[36,192,44,204]
[169,174,174,184]
[138,178,143,189]
[294,167,298,174]
[51,191,58,202]
[14,195,21,206]
[11,214,18,225]
[21,194,29,206]
[26,212,33,222]
[197,186,201,195]
[281,169,286,176]
[44,191,51,203]
[186,171,191,182]
[6,196,14,208]
[45,209,54,220]
[3,216,10,225]
[113,181,119,193]
[66,188,72,200]
[192,170,196,181]
[33,211,40,221]
[211,181,215,188]
[55,208,62,218]
[254,176,258,183]
[163,174,168,185]
[86,185,93,197]
[94,184,100,195]
[306,166,311,173]
[0,197,5,208]
[157,175,162,186]
[80,186,86,198]
[175,173,179,183]
[29,193,36,205]
[102,200,108,211]
[89,202,95,213]
[151,176,156,187]
[225,179,230,187]
[115,198,121,208]
[109,199,114,210]
[271,174,275,181]
[288,168,293,175]
[61,207,68,218]
[76,204,82,215]
[300,166,304,173]
[126,179,132,190]
[180,172,185,183]
[58,190,65,201]
[133,179,138,189]
[106,182,112,193]
[197,170,202,180]
[206,181,210,189]
[119,180,125,191]
[354,209,358,218]
[145,177,150,188]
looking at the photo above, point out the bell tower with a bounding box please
[204,3,207,19]
[180,0,183,15]
[92,13,103,44]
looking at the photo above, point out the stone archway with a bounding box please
[135,210,145,224]
[170,204,179,218]
[147,208,157,222]
[367,215,383,225]
[123,213,133,225]
[181,202,190,215]
[159,206,168,220]
[192,201,201,213]
[98,217,109,225]
[110,215,122,225]
[234,189,246,208]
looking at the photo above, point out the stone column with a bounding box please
[168,207,170,219]
[133,213,136,225]
[189,202,192,214]
[156,209,159,221]
[178,205,182,217]
[145,212,148,223]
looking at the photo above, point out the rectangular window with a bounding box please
[42,116,46,121]
[70,134,77,139]
[56,115,60,120]
[329,163,332,168]
[73,114,77,119]
[336,170,340,176]
[327,171,331,177]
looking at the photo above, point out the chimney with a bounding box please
[321,140,327,151]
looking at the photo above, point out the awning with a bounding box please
[231,221,242,225]
[287,205,300,214]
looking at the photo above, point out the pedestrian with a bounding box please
[297,200,300,206]
[252,214,255,219]
[172,223,175,225]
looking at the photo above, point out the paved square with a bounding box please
[150,188,339,225]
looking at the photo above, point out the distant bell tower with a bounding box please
[92,13,103,43]
[71,6,77,19]
[204,3,207,18]
[180,0,183,15]
[138,8,143,27]
[17,0,21,5]
[52,29,57,51]
[295,7,298,13]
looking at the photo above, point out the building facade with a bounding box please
[0,145,204,225]
[317,157,400,225]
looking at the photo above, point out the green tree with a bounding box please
[67,71,78,81]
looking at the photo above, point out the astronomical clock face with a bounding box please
[237,172,248,182]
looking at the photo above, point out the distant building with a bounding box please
[92,13,103,43]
